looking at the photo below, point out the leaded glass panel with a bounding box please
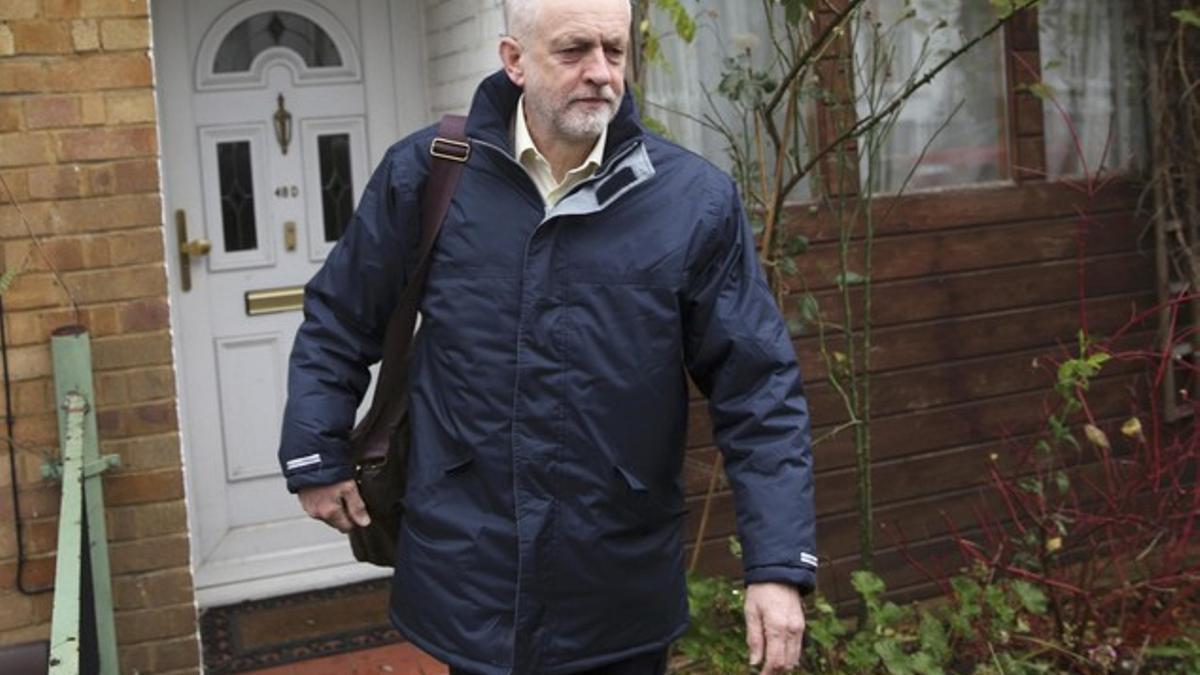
[214,11,342,73]
[318,134,353,242]
[217,140,258,252]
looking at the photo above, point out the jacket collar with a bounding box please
[465,69,646,164]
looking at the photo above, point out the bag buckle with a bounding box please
[430,137,470,163]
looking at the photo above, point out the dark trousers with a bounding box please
[449,649,669,675]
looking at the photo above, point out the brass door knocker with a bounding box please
[273,93,293,155]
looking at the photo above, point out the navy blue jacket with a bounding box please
[279,71,817,674]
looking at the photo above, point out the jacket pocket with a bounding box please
[611,462,689,531]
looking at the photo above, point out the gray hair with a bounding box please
[502,0,541,41]
[503,0,632,41]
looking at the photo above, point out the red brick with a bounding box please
[0,193,163,238]
[26,164,87,199]
[63,264,166,303]
[107,229,164,266]
[118,635,200,673]
[45,52,151,91]
[112,567,194,610]
[105,466,184,506]
[0,24,13,57]
[92,331,172,370]
[0,623,52,646]
[0,555,55,590]
[104,89,154,124]
[88,158,159,195]
[2,305,119,347]
[24,94,81,129]
[0,0,39,20]
[56,125,157,162]
[125,366,175,402]
[1,272,71,312]
[83,0,150,18]
[0,97,22,132]
[117,297,169,333]
[43,0,81,17]
[96,399,177,438]
[0,169,30,203]
[100,433,181,472]
[106,500,187,541]
[0,59,47,94]
[70,18,100,51]
[109,534,189,575]
[99,17,149,50]
[8,20,74,55]
[114,603,196,645]
[2,377,55,416]
[0,587,52,631]
[0,132,55,167]
[79,91,105,124]
[6,516,58,556]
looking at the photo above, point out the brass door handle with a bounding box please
[175,209,210,292]
[180,239,212,257]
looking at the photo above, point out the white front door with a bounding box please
[153,0,424,606]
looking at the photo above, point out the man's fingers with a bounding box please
[745,599,765,667]
[342,483,372,527]
[784,619,805,670]
[761,623,788,675]
[297,480,362,532]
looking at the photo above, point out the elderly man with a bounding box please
[278,0,817,673]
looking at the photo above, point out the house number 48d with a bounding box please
[275,185,299,198]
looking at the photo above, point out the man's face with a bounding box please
[513,0,629,144]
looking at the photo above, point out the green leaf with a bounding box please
[1054,470,1070,495]
[909,651,945,675]
[654,0,696,43]
[918,613,950,662]
[852,570,886,603]
[875,638,913,675]
[844,634,880,670]
[641,114,672,139]
[1173,8,1200,28]
[875,601,907,629]
[836,270,865,288]
[1011,579,1048,614]
[727,535,742,560]
[779,256,799,277]
[0,268,18,295]
[1024,81,1055,101]
[800,293,819,322]
[785,233,810,256]
[781,0,815,25]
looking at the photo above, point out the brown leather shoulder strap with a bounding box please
[351,115,469,461]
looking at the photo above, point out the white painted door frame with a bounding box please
[152,0,431,607]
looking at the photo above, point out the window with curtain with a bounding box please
[853,0,1009,194]
[1037,0,1145,180]
[644,1,809,201]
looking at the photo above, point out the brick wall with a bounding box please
[423,0,505,115]
[0,0,199,673]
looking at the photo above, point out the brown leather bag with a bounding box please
[348,115,469,566]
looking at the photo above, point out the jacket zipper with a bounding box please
[471,136,642,670]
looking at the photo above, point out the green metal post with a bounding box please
[49,326,120,675]
[47,393,84,674]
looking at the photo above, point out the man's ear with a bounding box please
[499,37,526,88]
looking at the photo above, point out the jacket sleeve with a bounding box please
[681,177,818,594]
[278,144,420,493]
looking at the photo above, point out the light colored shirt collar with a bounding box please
[513,94,607,207]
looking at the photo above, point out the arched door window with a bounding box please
[196,1,360,90]
[213,11,342,73]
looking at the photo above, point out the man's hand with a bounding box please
[745,581,806,674]
[297,479,371,533]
